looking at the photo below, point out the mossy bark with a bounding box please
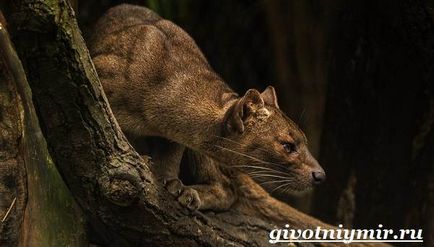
[0,23,26,246]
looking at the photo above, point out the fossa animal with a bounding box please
[89,4,325,211]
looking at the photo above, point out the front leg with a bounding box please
[147,139,186,195]
[178,183,235,211]
[147,140,235,211]
[178,150,236,211]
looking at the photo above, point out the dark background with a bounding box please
[75,0,433,245]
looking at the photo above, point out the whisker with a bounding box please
[298,108,306,124]
[251,175,292,181]
[250,159,287,166]
[249,160,288,170]
[214,145,270,165]
[282,184,292,194]
[214,144,290,173]
[271,182,289,193]
[213,135,271,154]
[231,165,278,172]
[231,165,289,175]
[215,144,287,169]
[248,170,290,177]
[249,173,290,180]
[259,179,293,186]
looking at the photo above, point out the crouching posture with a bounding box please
[89,4,325,211]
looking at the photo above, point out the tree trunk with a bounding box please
[0,19,27,246]
[314,0,434,246]
[0,18,87,246]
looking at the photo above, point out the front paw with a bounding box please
[163,178,183,196]
[178,188,201,211]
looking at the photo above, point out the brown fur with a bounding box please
[89,4,325,211]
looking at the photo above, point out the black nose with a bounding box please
[312,171,326,184]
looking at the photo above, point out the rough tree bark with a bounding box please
[314,0,434,246]
[2,0,389,246]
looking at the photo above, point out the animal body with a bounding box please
[89,4,325,210]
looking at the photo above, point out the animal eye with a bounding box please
[282,142,296,154]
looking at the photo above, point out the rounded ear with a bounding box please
[261,86,279,109]
[243,89,264,113]
[224,89,264,134]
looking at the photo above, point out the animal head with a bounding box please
[216,86,325,194]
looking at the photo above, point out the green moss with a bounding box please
[22,107,87,246]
